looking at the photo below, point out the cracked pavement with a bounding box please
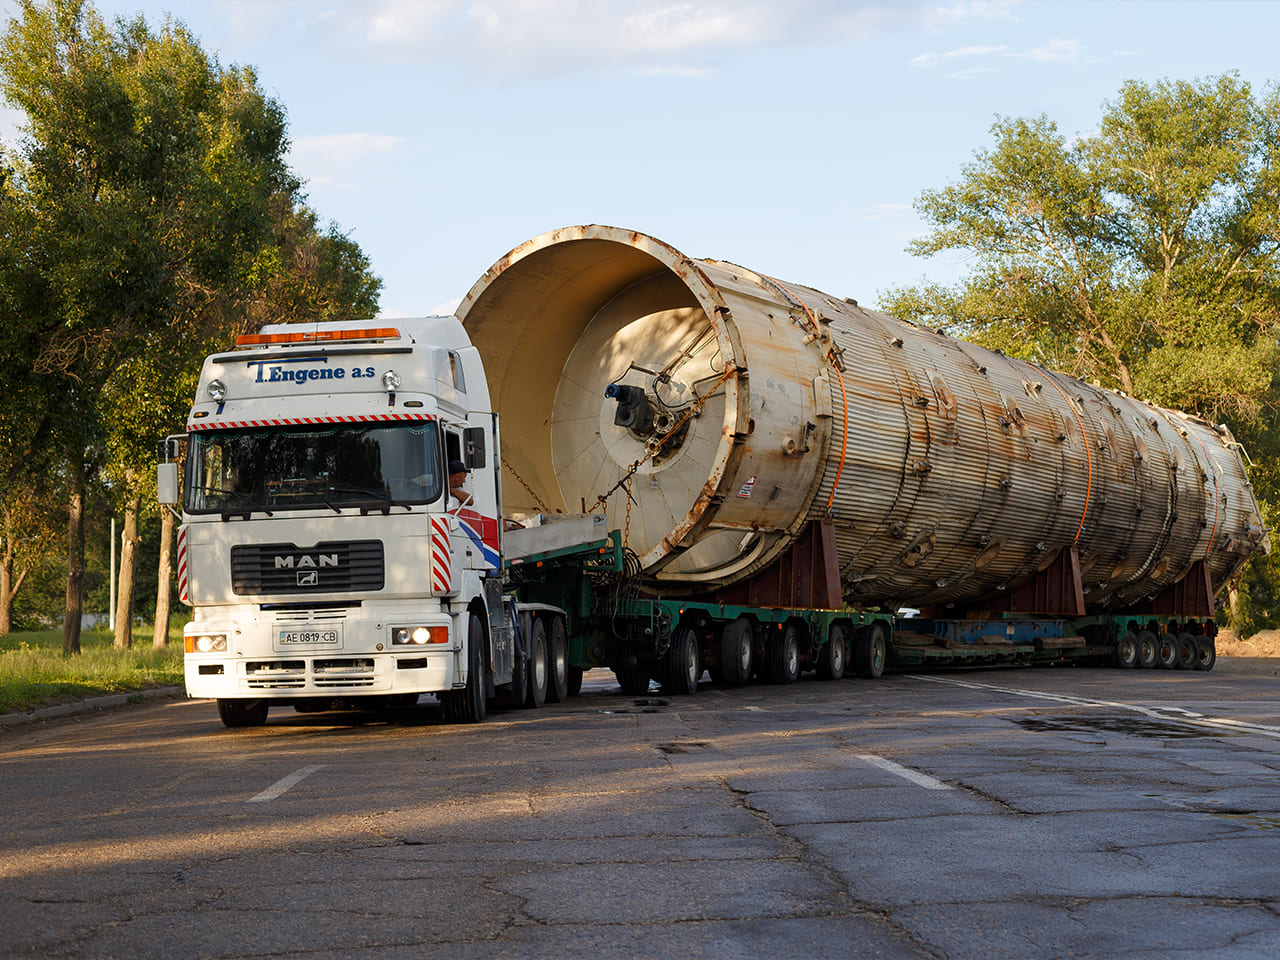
[1,663,1279,958]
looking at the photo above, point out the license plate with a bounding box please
[278,627,342,645]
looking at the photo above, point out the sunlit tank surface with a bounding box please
[457,225,1269,610]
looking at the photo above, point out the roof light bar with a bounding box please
[235,327,401,347]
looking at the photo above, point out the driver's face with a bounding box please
[450,472,466,486]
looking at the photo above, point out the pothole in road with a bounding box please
[598,699,670,715]
[1012,715,1234,739]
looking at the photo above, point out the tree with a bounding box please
[0,0,382,648]
[881,73,1280,632]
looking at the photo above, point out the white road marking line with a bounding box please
[248,764,326,803]
[911,675,1280,740]
[854,754,954,790]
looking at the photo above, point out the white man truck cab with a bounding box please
[159,317,556,727]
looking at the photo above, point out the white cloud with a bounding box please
[921,0,1020,31]
[1013,36,1082,63]
[289,1,910,78]
[288,132,406,190]
[911,43,1007,67]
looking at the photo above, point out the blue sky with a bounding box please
[2,0,1278,319]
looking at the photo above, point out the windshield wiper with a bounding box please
[198,487,274,521]
[327,483,413,514]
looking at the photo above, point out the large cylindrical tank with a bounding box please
[456,225,1269,611]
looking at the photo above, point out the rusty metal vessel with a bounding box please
[457,225,1268,613]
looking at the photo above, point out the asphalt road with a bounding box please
[1,662,1278,959]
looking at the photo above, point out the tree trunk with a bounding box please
[113,495,140,650]
[63,478,85,655]
[0,505,22,634]
[153,506,174,648]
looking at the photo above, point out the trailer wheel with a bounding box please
[851,622,887,679]
[1136,630,1158,669]
[1174,633,1197,670]
[718,617,754,686]
[443,612,488,724]
[1155,632,1179,670]
[217,698,268,728]
[1194,636,1216,671]
[1113,632,1139,669]
[816,624,847,681]
[546,615,570,703]
[768,623,801,684]
[525,616,549,708]
[614,656,652,695]
[663,625,701,695]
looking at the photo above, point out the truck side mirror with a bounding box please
[157,438,180,461]
[157,463,180,505]
[464,426,486,469]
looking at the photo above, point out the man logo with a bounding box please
[297,570,319,586]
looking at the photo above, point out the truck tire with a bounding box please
[614,656,652,695]
[217,698,268,728]
[816,624,847,681]
[443,613,488,724]
[768,623,801,684]
[851,622,887,679]
[663,625,701,695]
[547,615,570,703]
[718,617,754,686]
[1113,632,1139,669]
[1194,636,1216,671]
[525,616,548,708]
[1136,630,1158,669]
[499,621,530,709]
[1155,632,1179,669]
[1174,633,1197,670]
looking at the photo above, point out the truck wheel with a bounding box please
[546,615,570,703]
[614,656,652,695]
[663,625,701,695]
[1194,636,1216,671]
[525,616,548,708]
[718,618,754,686]
[1155,632,1178,669]
[851,622,887,679]
[217,698,268,728]
[1136,630,1158,669]
[816,624,846,680]
[769,623,801,684]
[443,612,488,724]
[1113,632,1139,669]
[567,666,584,697]
[1174,633,1197,670]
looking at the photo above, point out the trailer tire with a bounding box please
[719,617,754,686]
[443,613,488,724]
[1113,632,1139,669]
[816,624,847,681]
[546,615,569,703]
[1174,632,1197,670]
[852,622,887,679]
[1155,632,1179,670]
[217,698,268,728]
[768,623,801,684]
[525,616,549,708]
[663,625,701,695]
[1136,630,1158,669]
[1194,636,1217,671]
[614,656,652,695]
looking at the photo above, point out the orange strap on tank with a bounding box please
[1028,365,1093,543]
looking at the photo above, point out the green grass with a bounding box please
[0,626,185,714]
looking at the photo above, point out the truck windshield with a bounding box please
[185,421,443,514]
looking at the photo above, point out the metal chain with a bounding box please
[501,455,554,515]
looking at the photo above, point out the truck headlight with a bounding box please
[391,625,448,645]
[186,634,228,653]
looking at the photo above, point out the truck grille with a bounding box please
[231,541,385,596]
